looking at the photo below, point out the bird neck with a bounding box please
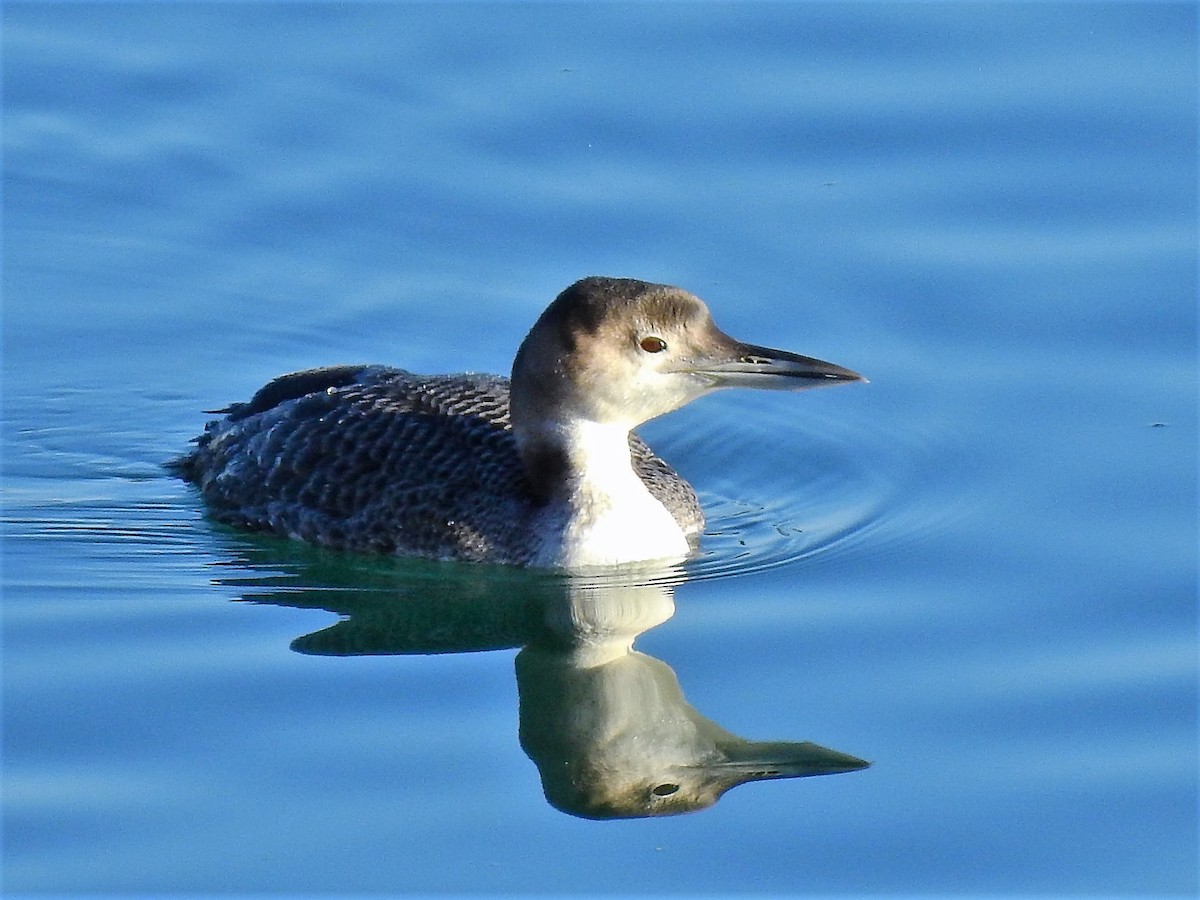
[515,416,691,569]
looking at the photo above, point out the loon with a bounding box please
[173,276,863,568]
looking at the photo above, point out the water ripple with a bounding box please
[656,394,974,582]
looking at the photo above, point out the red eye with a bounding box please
[639,336,668,353]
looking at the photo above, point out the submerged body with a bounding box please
[174,277,862,568]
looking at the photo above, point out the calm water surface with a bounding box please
[3,2,1197,895]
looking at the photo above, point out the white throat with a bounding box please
[527,418,692,569]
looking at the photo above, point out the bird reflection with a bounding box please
[216,538,868,819]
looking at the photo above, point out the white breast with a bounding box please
[528,419,693,569]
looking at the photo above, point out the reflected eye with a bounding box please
[651,783,680,797]
[640,336,668,353]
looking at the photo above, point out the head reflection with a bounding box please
[517,578,867,819]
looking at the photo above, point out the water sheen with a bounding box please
[3,2,1196,895]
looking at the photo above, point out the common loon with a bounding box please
[173,276,863,568]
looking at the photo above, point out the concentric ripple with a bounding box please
[646,394,974,583]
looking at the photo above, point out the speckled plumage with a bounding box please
[173,363,703,565]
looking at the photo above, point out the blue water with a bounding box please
[3,2,1196,894]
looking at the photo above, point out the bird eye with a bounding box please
[640,336,668,353]
[651,783,680,797]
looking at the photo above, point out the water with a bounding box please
[3,2,1196,894]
